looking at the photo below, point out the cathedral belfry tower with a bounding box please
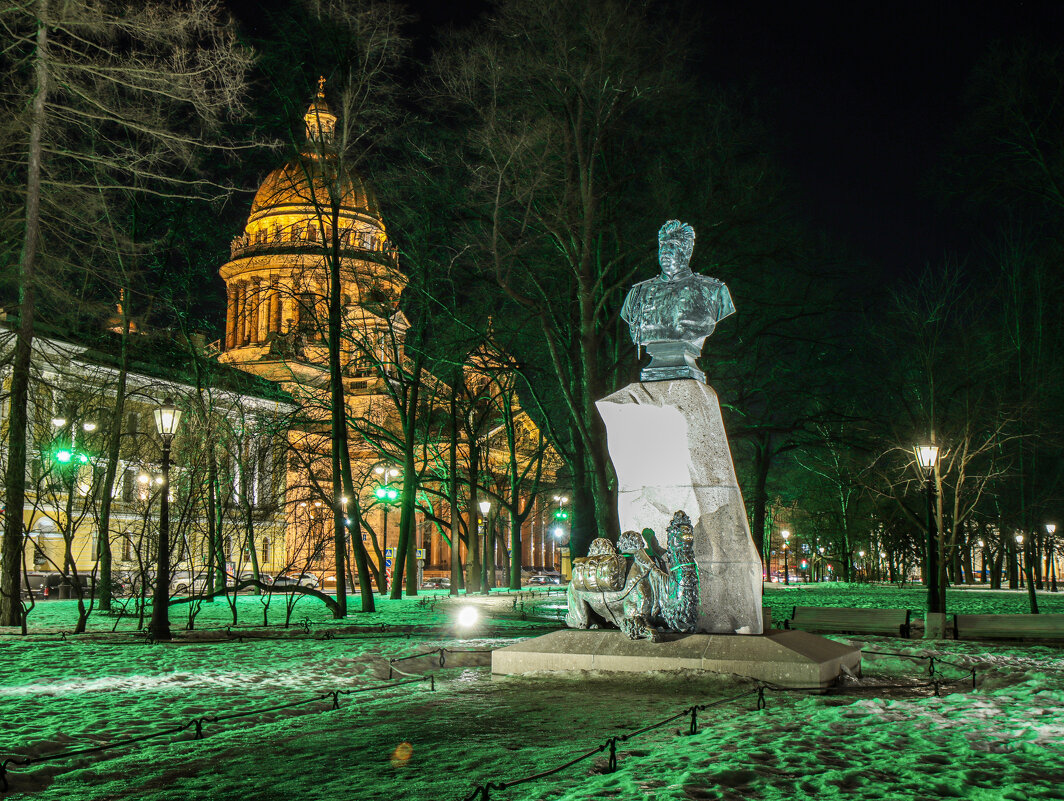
[218,78,406,385]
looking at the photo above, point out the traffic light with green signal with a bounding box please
[553,508,569,521]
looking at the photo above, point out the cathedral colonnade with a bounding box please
[225,276,293,349]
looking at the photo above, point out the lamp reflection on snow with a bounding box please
[456,606,479,628]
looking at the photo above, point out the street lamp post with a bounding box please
[1015,533,1025,588]
[915,445,942,615]
[781,530,790,585]
[553,524,571,581]
[858,550,866,582]
[1048,524,1058,593]
[480,500,491,595]
[149,398,182,642]
[1018,532,1039,614]
[373,466,401,592]
[340,495,353,591]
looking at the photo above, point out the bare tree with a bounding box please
[0,0,251,627]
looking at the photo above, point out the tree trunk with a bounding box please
[1,8,47,628]
[449,393,461,595]
[325,208,349,616]
[95,307,130,611]
[749,436,771,565]
[466,444,481,592]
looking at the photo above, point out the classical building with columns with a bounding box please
[217,85,561,586]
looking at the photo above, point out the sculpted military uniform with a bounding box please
[621,272,734,350]
[620,220,735,382]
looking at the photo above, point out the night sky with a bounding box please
[231,0,1064,282]
[401,0,1064,281]
[697,2,1062,278]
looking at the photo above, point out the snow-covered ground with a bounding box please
[2,585,1063,800]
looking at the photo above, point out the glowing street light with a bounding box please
[149,397,183,642]
[781,530,790,585]
[915,444,942,615]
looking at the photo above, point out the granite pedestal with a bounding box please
[492,629,861,689]
[595,380,763,634]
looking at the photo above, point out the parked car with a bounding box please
[527,574,561,586]
[422,577,450,590]
[296,573,319,588]
[224,571,273,593]
[171,570,210,596]
[271,574,300,588]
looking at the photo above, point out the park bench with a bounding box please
[784,605,911,638]
[953,613,1064,642]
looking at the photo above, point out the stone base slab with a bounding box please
[492,629,861,689]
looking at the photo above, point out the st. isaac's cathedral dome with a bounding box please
[218,79,405,366]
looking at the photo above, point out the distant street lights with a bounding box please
[781,530,790,585]
[149,398,182,642]
[915,445,941,614]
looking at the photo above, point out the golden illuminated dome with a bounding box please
[227,80,395,262]
[219,78,405,365]
[247,156,381,225]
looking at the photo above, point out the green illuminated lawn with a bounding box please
[1,586,1062,800]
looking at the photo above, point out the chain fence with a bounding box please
[0,674,435,794]
[458,648,984,800]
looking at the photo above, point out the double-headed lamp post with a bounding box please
[480,500,492,595]
[149,398,182,642]
[781,530,790,585]
[915,445,942,614]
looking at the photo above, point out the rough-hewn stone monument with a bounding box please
[587,220,763,635]
[493,220,860,686]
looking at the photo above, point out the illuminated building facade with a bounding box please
[217,84,561,584]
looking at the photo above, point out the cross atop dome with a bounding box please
[304,76,336,148]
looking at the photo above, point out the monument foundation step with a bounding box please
[491,629,861,689]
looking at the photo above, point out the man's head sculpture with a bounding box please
[657,220,696,279]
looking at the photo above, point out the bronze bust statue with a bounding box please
[621,220,734,382]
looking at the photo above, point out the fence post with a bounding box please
[688,707,698,735]
[607,738,617,773]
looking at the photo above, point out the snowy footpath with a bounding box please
[1,586,1063,800]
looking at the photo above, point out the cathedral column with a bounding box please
[241,280,252,346]
[250,277,262,344]
[287,291,299,333]
[225,284,237,350]
[522,501,533,567]
[270,279,282,335]
[235,280,247,347]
